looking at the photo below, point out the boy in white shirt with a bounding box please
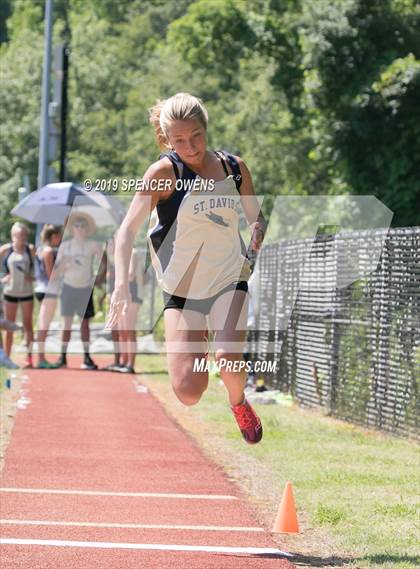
[55,213,105,370]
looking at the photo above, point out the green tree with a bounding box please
[0,29,43,243]
[1,0,419,245]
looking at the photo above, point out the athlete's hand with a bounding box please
[105,284,130,330]
[1,274,11,284]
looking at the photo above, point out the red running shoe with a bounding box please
[23,354,33,369]
[231,398,263,444]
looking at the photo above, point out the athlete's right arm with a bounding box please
[0,243,10,259]
[105,159,175,328]
[43,246,56,279]
[0,243,11,283]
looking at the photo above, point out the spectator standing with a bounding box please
[0,222,35,368]
[34,224,63,368]
[55,213,105,370]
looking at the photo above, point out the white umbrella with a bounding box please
[11,182,124,226]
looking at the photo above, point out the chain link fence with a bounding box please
[250,227,420,439]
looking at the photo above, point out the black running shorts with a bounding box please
[60,283,95,319]
[162,281,248,315]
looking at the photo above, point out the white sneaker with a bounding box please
[0,348,19,369]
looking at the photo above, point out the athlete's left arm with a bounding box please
[43,246,55,279]
[27,244,36,281]
[234,156,267,252]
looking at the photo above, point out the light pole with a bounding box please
[37,0,53,189]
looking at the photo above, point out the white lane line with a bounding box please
[0,538,292,557]
[0,488,237,500]
[0,520,264,532]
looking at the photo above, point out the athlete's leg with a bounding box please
[118,306,131,367]
[80,317,91,355]
[127,329,137,368]
[118,324,128,367]
[101,327,121,370]
[164,307,208,406]
[60,316,73,356]
[37,297,58,363]
[124,301,139,369]
[4,300,18,356]
[111,328,120,365]
[79,288,97,367]
[209,288,262,444]
[117,302,138,370]
[208,289,249,406]
[20,299,34,356]
[80,317,98,370]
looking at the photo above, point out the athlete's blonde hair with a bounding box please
[11,221,29,236]
[149,92,208,150]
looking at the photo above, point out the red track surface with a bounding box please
[0,358,295,568]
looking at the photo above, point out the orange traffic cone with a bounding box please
[272,481,299,533]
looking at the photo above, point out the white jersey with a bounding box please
[2,245,34,298]
[147,151,251,299]
[57,239,99,288]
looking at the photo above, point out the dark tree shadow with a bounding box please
[288,553,354,567]
[284,552,419,568]
[362,554,420,565]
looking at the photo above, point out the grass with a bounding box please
[0,364,22,472]
[0,366,5,393]
[137,354,420,569]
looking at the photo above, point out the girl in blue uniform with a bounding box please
[0,222,35,368]
[107,93,266,444]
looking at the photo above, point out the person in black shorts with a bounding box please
[34,224,63,368]
[107,93,266,444]
[0,222,35,368]
[0,287,21,369]
[117,248,145,374]
[55,214,105,370]
[101,235,122,372]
